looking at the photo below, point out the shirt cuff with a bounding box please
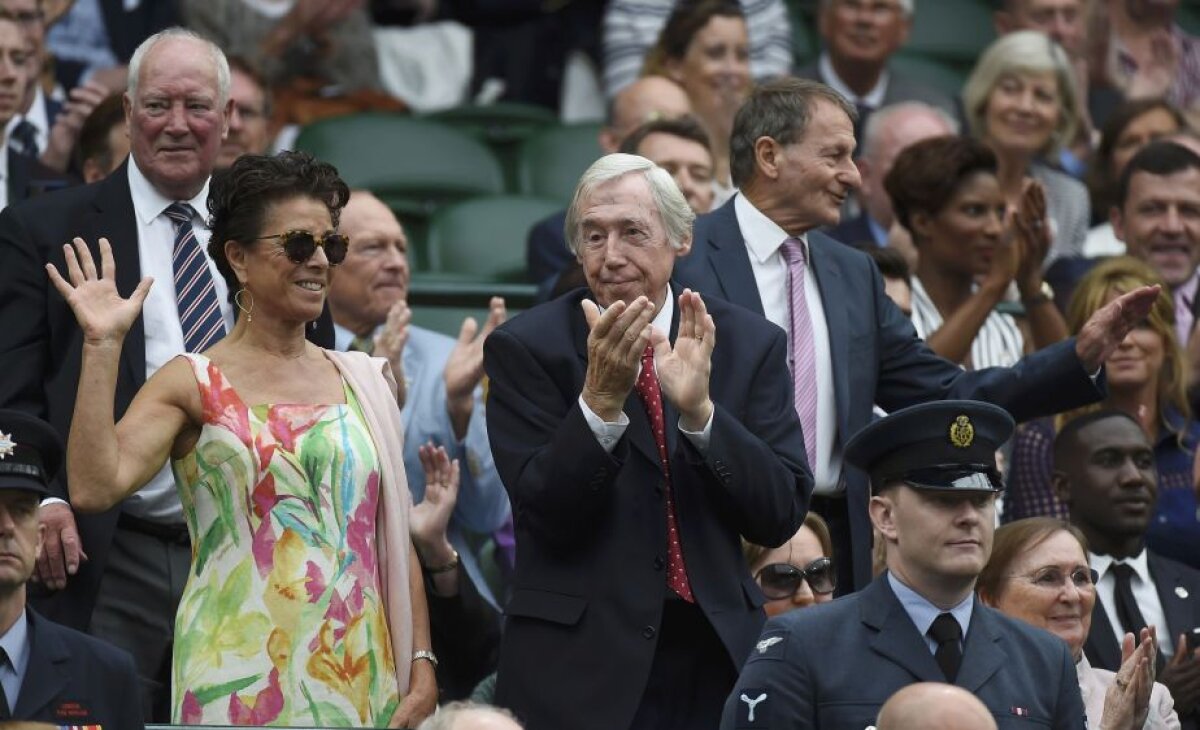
[39,497,69,508]
[679,410,714,454]
[578,396,629,453]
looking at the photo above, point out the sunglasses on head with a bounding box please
[256,230,349,266]
[756,557,836,600]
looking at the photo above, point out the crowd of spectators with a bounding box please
[0,0,1199,729]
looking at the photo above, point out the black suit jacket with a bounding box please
[721,575,1086,729]
[0,162,332,629]
[16,608,144,728]
[825,212,882,251]
[674,197,1104,589]
[484,285,812,730]
[1084,551,1200,728]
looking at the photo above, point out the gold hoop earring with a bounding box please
[234,287,254,323]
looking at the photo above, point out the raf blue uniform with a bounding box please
[720,401,1088,730]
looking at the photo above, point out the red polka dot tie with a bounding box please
[635,344,695,603]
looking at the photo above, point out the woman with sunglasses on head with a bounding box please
[744,512,836,616]
[978,518,1180,730]
[46,151,439,727]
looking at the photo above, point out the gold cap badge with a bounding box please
[949,415,974,448]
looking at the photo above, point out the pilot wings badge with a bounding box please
[756,636,783,654]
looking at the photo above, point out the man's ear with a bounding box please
[1051,471,1073,509]
[754,136,782,181]
[869,492,898,543]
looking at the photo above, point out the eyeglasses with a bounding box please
[1014,566,1099,591]
[256,230,349,266]
[756,557,837,600]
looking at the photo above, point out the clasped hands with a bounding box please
[581,289,715,432]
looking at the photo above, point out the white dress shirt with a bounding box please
[734,194,840,494]
[124,159,234,522]
[1090,549,1176,658]
[0,142,8,212]
[580,286,713,454]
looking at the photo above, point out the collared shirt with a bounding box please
[0,610,30,714]
[0,142,8,212]
[5,86,49,157]
[1172,267,1200,349]
[866,216,888,248]
[579,286,714,453]
[1089,548,1175,658]
[818,52,889,110]
[125,158,234,522]
[734,194,839,493]
[888,571,974,655]
[909,277,1025,371]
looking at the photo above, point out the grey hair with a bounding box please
[961,30,1080,157]
[729,77,857,188]
[860,101,959,162]
[564,153,696,255]
[417,701,522,730]
[819,0,914,18]
[127,27,231,106]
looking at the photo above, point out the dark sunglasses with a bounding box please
[756,557,836,600]
[256,230,349,266]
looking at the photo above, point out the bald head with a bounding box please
[876,683,997,730]
[859,102,957,228]
[602,76,692,152]
[328,190,409,336]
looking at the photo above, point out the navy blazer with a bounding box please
[674,197,1104,589]
[15,609,144,727]
[720,575,1087,730]
[0,163,333,630]
[484,285,812,730]
[825,212,882,251]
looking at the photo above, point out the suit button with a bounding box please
[642,626,656,639]
[653,556,665,571]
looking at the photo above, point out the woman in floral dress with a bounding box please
[47,151,439,727]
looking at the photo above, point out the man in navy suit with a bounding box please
[721,401,1087,730]
[0,409,142,727]
[1052,411,1200,727]
[674,77,1158,595]
[485,153,811,730]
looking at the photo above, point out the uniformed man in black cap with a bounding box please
[0,410,143,727]
[719,400,1087,730]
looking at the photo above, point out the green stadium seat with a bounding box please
[426,195,564,282]
[903,0,995,66]
[1179,6,1200,36]
[787,0,817,66]
[293,113,505,270]
[890,53,971,102]
[515,123,604,204]
[426,103,560,192]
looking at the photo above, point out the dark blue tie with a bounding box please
[164,203,226,352]
[8,119,37,158]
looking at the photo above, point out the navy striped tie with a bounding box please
[164,203,226,352]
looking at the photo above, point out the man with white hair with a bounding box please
[418,702,524,730]
[796,0,958,145]
[827,101,957,249]
[485,153,811,730]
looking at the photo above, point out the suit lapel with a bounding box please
[1149,552,1194,645]
[704,199,764,316]
[956,603,1006,692]
[14,610,70,720]
[808,233,852,441]
[862,578,945,682]
[7,148,29,206]
[93,164,147,389]
[1084,595,1122,671]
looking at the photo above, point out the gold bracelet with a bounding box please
[421,548,459,574]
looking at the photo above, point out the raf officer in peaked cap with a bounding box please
[0,410,143,727]
[720,400,1088,730]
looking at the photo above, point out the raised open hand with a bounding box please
[1014,179,1052,295]
[652,289,716,431]
[46,237,153,345]
[409,443,461,554]
[445,296,507,403]
[1075,285,1162,373]
[373,300,411,407]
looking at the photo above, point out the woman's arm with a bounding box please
[389,545,439,728]
[47,238,192,513]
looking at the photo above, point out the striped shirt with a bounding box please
[602,0,793,99]
[1114,24,1200,119]
[909,277,1025,371]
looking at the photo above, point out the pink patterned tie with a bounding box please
[635,344,695,602]
[782,238,818,469]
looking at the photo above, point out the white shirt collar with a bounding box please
[818,52,889,108]
[5,86,50,151]
[1090,547,1151,585]
[128,157,212,228]
[734,193,807,264]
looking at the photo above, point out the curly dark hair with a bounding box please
[884,135,998,238]
[207,151,350,300]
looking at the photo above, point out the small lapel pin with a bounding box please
[1011,707,1030,717]
[1176,586,1189,599]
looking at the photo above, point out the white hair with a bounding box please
[417,702,522,730]
[820,0,914,18]
[861,101,959,161]
[564,153,696,255]
[127,27,231,106]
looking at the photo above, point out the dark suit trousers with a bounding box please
[811,494,856,597]
[629,598,737,730]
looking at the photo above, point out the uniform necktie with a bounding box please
[164,203,226,353]
[781,238,817,469]
[929,612,963,683]
[0,646,11,718]
[634,344,694,602]
[8,119,37,158]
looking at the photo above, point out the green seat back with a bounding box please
[426,195,564,282]
[426,103,560,192]
[903,0,995,65]
[516,123,605,204]
[890,53,971,102]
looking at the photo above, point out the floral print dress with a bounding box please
[170,354,400,726]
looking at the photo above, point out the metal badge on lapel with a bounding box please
[1176,586,1189,599]
[0,431,13,459]
[949,415,974,448]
